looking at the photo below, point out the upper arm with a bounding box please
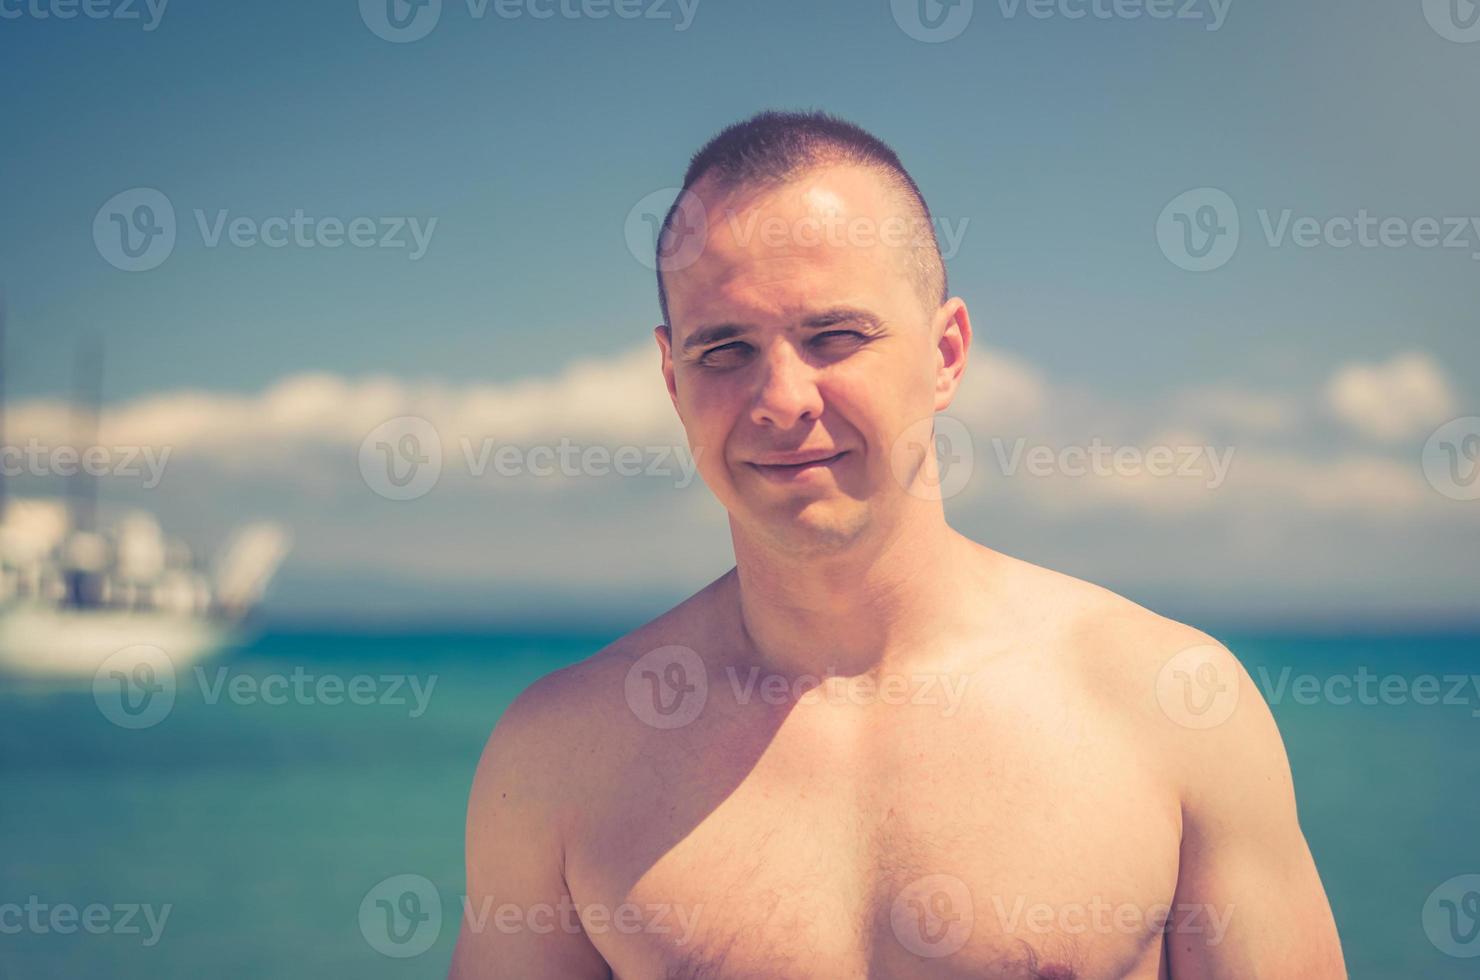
[1162,641,1346,979]
[449,676,612,980]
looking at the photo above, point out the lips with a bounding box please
[746,450,848,478]
[749,449,846,467]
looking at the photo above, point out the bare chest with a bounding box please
[566,680,1182,980]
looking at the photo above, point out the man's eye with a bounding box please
[815,330,868,344]
[699,342,750,366]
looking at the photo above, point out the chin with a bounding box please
[750,496,872,554]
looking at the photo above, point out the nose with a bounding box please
[749,340,824,430]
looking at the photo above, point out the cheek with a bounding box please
[675,373,743,456]
[826,357,936,478]
[828,360,910,435]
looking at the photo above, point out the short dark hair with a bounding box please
[654,109,948,327]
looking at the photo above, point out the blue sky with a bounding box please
[2,0,1478,626]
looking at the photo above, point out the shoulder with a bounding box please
[466,570,733,825]
[983,546,1288,806]
[494,567,731,736]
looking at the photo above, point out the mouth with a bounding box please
[747,450,848,480]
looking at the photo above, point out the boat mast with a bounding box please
[0,289,7,522]
[64,330,105,607]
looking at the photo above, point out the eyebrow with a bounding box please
[679,308,884,356]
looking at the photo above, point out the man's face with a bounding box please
[655,164,967,553]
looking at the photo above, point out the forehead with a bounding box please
[664,164,918,333]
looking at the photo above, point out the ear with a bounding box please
[931,298,971,413]
[654,323,681,413]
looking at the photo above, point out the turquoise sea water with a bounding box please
[1,630,1477,978]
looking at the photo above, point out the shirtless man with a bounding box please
[449,110,1347,979]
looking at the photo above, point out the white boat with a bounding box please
[0,606,232,680]
[0,500,291,681]
[0,295,292,682]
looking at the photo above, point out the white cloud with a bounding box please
[9,345,684,467]
[1173,385,1301,434]
[5,344,1462,525]
[1324,351,1458,442]
[947,347,1050,432]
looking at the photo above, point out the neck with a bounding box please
[724,497,984,679]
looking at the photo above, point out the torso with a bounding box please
[555,560,1186,980]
